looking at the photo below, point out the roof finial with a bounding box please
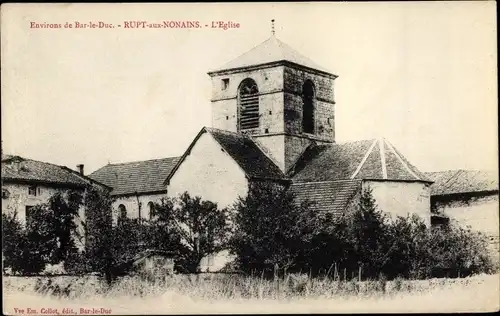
[271,19,275,36]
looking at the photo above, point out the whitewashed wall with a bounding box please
[166,131,250,271]
[167,132,249,209]
[111,193,168,225]
[434,194,499,236]
[1,182,87,250]
[365,180,431,227]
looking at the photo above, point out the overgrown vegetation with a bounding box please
[229,182,496,280]
[2,183,496,281]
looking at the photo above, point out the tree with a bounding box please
[76,184,115,280]
[228,181,321,276]
[27,190,84,265]
[338,186,389,279]
[2,212,46,275]
[153,192,231,273]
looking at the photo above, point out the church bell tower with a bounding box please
[207,21,338,173]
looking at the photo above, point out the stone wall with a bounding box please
[210,66,284,135]
[283,66,336,141]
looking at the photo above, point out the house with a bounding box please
[89,32,433,271]
[1,154,110,249]
[88,157,180,225]
[425,169,499,258]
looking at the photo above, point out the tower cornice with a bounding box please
[207,60,338,79]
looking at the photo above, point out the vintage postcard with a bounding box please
[1,2,499,314]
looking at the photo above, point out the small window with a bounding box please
[118,204,127,224]
[147,202,156,220]
[221,78,229,90]
[265,128,269,134]
[226,115,229,120]
[269,110,272,115]
[28,185,37,196]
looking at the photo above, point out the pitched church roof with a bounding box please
[89,157,181,196]
[424,169,499,196]
[165,127,286,184]
[208,35,335,76]
[1,155,108,189]
[291,138,431,183]
[290,180,362,218]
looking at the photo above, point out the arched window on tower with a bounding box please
[238,78,259,131]
[302,80,315,134]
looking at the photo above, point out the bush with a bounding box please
[228,183,495,280]
[228,181,322,276]
[2,212,46,275]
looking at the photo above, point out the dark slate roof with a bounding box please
[424,169,499,196]
[1,155,106,188]
[208,35,335,76]
[290,180,362,218]
[291,138,430,183]
[89,157,181,196]
[166,127,285,183]
[206,127,286,180]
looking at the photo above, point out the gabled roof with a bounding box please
[165,127,286,184]
[290,180,362,219]
[424,169,499,196]
[89,157,181,196]
[291,138,430,183]
[1,155,108,189]
[208,35,335,76]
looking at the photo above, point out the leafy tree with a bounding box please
[76,184,115,280]
[26,190,84,265]
[153,192,231,273]
[341,186,389,278]
[2,212,45,275]
[229,181,321,276]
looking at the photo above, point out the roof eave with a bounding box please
[207,60,338,79]
[111,189,169,198]
[2,177,87,188]
[361,178,434,184]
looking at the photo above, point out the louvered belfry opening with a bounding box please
[238,78,260,131]
[302,80,315,134]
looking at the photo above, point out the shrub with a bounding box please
[153,192,231,273]
[2,212,46,275]
[228,181,322,276]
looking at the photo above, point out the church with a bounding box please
[89,30,433,269]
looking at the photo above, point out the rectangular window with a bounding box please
[221,78,229,90]
[28,185,37,196]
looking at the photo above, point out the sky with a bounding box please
[1,2,498,175]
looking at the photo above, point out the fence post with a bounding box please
[358,266,362,282]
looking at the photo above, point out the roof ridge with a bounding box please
[439,169,464,192]
[104,156,181,167]
[350,139,378,179]
[384,139,421,181]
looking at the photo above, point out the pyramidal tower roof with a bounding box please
[208,35,336,76]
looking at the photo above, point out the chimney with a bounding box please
[77,164,84,175]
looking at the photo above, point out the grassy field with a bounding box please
[3,273,500,314]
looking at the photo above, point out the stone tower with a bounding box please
[207,32,337,173]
